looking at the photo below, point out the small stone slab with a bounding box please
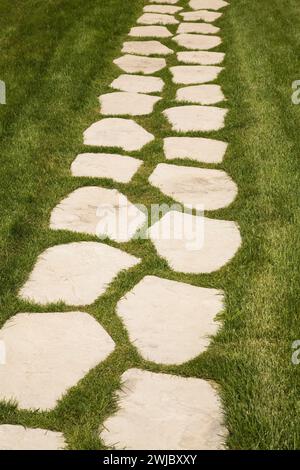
[164,105,227,132]
[111,74,164,94]
[0,426,65,450]
[114,54,166,74]
[100,369,227,450]
[19,242,140,306]
[170,65,222,84]
[117,276,223,364]
[176,84,225,104]
[164,137,227,163]
[50,187,146,242]
[0,312,115,410]
[71,152,142,183]
[122,41,173,56]
[84,118,154,151]
[148,211,241,273]
[190,0,229,10]
[150,0,179,4]
[129,26,172,38]
[144,5,183,14]
[99,92,161,116]
[177,22,219,34]
[177,50,224,64]
[173,33,221,50]
[137,13,179,25]
[180,10,222,22]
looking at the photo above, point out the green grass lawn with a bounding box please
[0,0,300,450]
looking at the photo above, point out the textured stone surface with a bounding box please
[0,312,115,410]
[84,118,154,151]
[114,54,166,74]
[100,369,227,450]
[180,10,222,22]
[71,152,142,183]
[122,41,173,57]
[170,65,222,84]
[0,426,65,450]
[50,187,146,242]
[111,74,164,93]
[150,0,179,4]
[19,242,140,306]
[177,50,224,65]
[176,84,225,104]
[189,0,229,10]
[129,26,172,38]
[99,92,161,116]
[173,33,221,50]
[117,276,223,364]
[177,22,219,34]
[164,137,228,164]
[164,105,227,132]
[148,211,241,273]
[144,5,183,14]
[138,13,179,25]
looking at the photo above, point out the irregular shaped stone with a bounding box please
[19,242,140,305]
[173,33,221,50]
[138,13,179,25]
[177,50,224,65]
[114,55,166,74]
[0,312,115,410]
[164,137,228,163]
[50,187,146,242]
[71,152,142,183]
[99,92,161,116]
[144,5,183,14]
[177,22,219,34]
[129,26,172,38]
[0,426,65,450]
[100,369,227,450]
[117,276,223,364]
[150,0,179,4]
[111,74,164,94]
[170,65,222,84]
[122,41,173,57]
[180,10,222,22]
[164,105,227,132]
[176,84,225,104]
[84,118,154,151]
[190,0,229,10]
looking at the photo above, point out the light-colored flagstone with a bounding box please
[71,152,142,183]
[0,426,65,450]
[180,10,222,22]
[111,74,164,94]
[177,50,224,65]
[100,369,227,450]
[177,22,220,35]
[122,41,173,57]
[117,276,223,364]
[99,92,161,116]
[164,136,228,163]
[19,242,140,306]
[189,0,229,11]
[129,26,172,38]
[164,105,227,132]
[0,312,115,410]
[176,84,225,104]
[170,65,223,84]
[114,54,166,74]
[150,0,180,4]
[173,33,221,50]
[137,13,179,25]
[84,118,154,151]
[144,5,183,14]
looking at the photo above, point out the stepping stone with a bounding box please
[189,0,229,10]
[150,0,180,4]
[84,118,154,151]
[122,41,173,56]
[164,137,228,163]
[111,74,164,94]
[19,242,140,306]
[173,33,221,50]
[50,187,146,242]
[176,84,225,104]
[100,369,227,450]
[99,92,161,116]
[137,13,179,25]
[177,22,220,34]
[114,55,166,74]
[0,312,115,410]
[144,5,183,14]
[71,152,142,183]
[164,105,227,132]
[0,426,65,450]
[148,211,241,273]
[149,163,237,210]
[180,10,222,22]
[170,65,222,84]
[177,50,224,65]
[129,26,172,38]
[117,276,223,364]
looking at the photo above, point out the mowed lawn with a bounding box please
[0,0,300,450]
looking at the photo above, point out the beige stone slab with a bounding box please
[164,105,227,131]
[173,33,221,50]
[117,276,223,364]
[129,26,172,38]
[71,152,142,183]
[180,10,222,22]
[50,187,147,242]
[148,211,241,273]
[138,13,179,25]
[177,22,220,34]
[144,5,183,14]
[190,0,229,10]
[0,312,115,410]
[111,74,164,94]
[164,137,228,163]
[122,41,173,57]
[100,369,227,450]
[0,426,65,450]
[177,50,224,64]
[84,118,154,151]
[99,92,161,116]
[150,0,179,4]
[19,242,140,306]
[170,65,222,84]
[176,84,225,104]
[114,54,166,74]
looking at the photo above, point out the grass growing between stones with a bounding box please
[0,0,300,450]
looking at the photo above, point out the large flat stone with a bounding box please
[190,0,229,10]
[19,242,140,306]
[71,152,142,183]
[0,312,115,410]
[50,187,146,242]
[173,33,221,50]
[129,26,172,38]
[164,105,227,132]
[138,13,179,25]
[177,22,219,34]
[114,54,166,74]
[117,276,223,364]
[144,5,183,14]
[170,65,222,84]
[177,50,224,64]
[150,0,180,4]
[84,118,154,151]
[176,84,225,104]
[122,41,173,57]
[0,426,65,450]
[148,211,241,273]
[180,10,222,22]
[111,74,164,94]
[100,369,227,450]
[99,92,161,116]
[164,137,228,163]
